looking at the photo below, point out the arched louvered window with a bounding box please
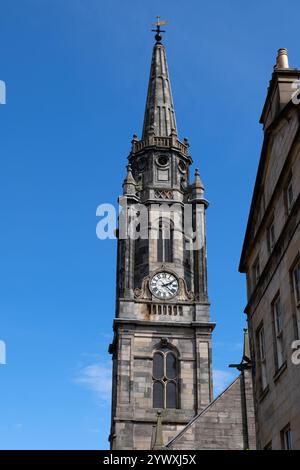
[157,219,173,263]
[152,347,178,409]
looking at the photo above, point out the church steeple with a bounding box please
[109,22,214,451]
[142,25,177,139]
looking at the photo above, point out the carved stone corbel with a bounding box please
[134,276,151,300]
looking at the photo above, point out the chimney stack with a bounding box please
[275,48,289,69]
[260,48,300,130]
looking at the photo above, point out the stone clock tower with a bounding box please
[109,24,215,450]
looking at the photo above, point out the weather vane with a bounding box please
[152,16,168,43]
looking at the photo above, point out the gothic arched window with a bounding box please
[152,347,178,409]
[157,219,173,263]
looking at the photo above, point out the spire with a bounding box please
[142,20,177,139]
[193,168,204,190]
[190,168,208,206]
[122,164,137,196]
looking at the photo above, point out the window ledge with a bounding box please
[273,361,287,383]
[258,385,270,403]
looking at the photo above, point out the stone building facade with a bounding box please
[165,332,256,450]
[108,26,256,450]
[239,48,300,450]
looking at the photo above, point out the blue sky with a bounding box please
[1,0,300,450]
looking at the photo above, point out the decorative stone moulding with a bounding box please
[134,269,194,302]
[154,189,173,199]
[131,136,190,157]
[149,303,184,316]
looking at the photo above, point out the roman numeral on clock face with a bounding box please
[150,271,179,299]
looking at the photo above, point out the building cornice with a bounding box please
[113,318,216,332]
[129,136,192,162]
[239,108,300,273]
[260,68,300,125]
[243,193,300,316]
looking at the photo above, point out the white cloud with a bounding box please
[213,369,236,397]
[75,362,112,402]
[75,362,236,405]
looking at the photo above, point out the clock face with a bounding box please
[150,272,179,300]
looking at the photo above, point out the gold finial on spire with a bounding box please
[152,16,168,28]
[151,16,168,43]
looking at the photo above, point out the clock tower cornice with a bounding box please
[129,134,192,163]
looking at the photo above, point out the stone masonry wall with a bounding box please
[166,370,256,450]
